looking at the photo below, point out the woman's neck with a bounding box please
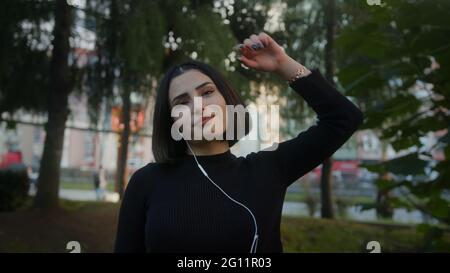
[186,140,230,156]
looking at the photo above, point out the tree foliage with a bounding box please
[337,0,450,249]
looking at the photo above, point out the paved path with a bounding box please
[28,187,120,203]
[28,188,428,224]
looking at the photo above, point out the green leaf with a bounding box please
[386,152,427,176]
[375,179,401,191]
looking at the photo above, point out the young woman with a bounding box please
[114,32,363,253]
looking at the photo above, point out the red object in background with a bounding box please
[312,160,360,176]
[0,151,23,168]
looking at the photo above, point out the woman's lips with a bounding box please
[201,115,214,125]
[192,113,215,126]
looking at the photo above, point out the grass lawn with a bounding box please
[0,199,118,253]
[0,199,448,253]
[281,216,444,252]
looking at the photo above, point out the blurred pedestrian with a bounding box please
[93,165,107,201]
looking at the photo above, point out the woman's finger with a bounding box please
[234,43,252,56]
[250,34,264,50]
[233,44,244,52]
[258,32,270,48]
[238,54,260,69]
[243,38,255,51]
[258,32,281,51]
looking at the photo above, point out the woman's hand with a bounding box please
[236,32,311,81]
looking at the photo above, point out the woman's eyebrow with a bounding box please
[193,81,213,90]
[171,81,214,104]
[171,93,189,105]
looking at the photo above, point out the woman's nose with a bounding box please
[192,101,204,115]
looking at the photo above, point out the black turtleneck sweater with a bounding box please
[114,69,364,253]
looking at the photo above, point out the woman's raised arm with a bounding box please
[238,33,364,188]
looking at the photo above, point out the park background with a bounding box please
[0,0,449,252]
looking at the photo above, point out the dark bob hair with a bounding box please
[152,60,251,164]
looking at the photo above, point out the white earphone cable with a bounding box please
[181,132,259,253]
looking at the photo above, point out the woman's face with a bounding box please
[168,69,227,141]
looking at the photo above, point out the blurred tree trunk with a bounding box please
[115,87,131,199]
[376,140,394,218]
[34,0,72,210]
[320,0,336,219]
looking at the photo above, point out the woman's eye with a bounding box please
[203,90,214,96]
